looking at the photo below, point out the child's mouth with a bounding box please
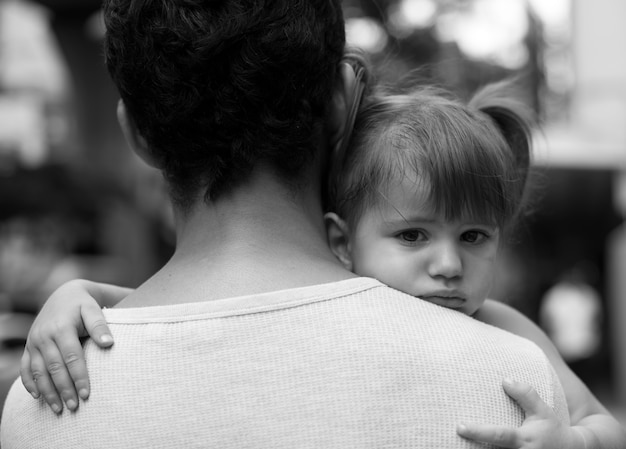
[420,295,466,310]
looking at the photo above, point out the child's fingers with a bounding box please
[35,337,79,412]
[457,423,520,448]
[27,348,63,414]
[502,378,551,418]
[20,349,40,399]
[81,303,113,348]
[53,329,92,401]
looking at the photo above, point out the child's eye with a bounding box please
[461,230,489,244]
[397,230,426,243]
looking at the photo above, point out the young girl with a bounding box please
[19,81,625,448]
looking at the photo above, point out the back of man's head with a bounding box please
[103,0,345,209]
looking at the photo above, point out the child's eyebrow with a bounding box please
[382,215,500,230]
[382,216,438,226]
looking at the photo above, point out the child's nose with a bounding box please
[427,241,463,279]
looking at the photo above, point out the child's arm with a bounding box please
[457,299,626,449]
[21,279,132,414]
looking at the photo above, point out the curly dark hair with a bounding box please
[103,0,345,209]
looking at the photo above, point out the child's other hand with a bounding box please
[20,279,114,414]
[457,378,583,448]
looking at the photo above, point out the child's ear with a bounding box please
[117,99,162,169]
[324,212,353,271]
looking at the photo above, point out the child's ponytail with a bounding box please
[469,80,536,227]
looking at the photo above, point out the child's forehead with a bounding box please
[372,172,498,225]
[373,174,435,213]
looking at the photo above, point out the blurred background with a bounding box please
[0,0,625,424]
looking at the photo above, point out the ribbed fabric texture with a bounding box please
[1,278,569,448]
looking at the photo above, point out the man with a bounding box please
[1,0,568,447]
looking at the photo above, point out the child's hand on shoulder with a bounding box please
[457,378,586,449]
[21,279,115,414]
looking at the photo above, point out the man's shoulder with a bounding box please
[351,282,535,341]
[1,378,60,448]
[327,281,550,371]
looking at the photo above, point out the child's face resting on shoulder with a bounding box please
[325,85,532,316]
[326,175,500,317]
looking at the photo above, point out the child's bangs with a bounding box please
[395,109,513,228]
[438,131,512,227]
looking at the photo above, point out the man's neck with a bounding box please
[119,168,355,307]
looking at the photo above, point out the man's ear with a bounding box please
[324,212,353,271]
[117,99,161,169]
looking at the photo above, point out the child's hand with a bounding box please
[457,378,584,448]
[20,279,114,414]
